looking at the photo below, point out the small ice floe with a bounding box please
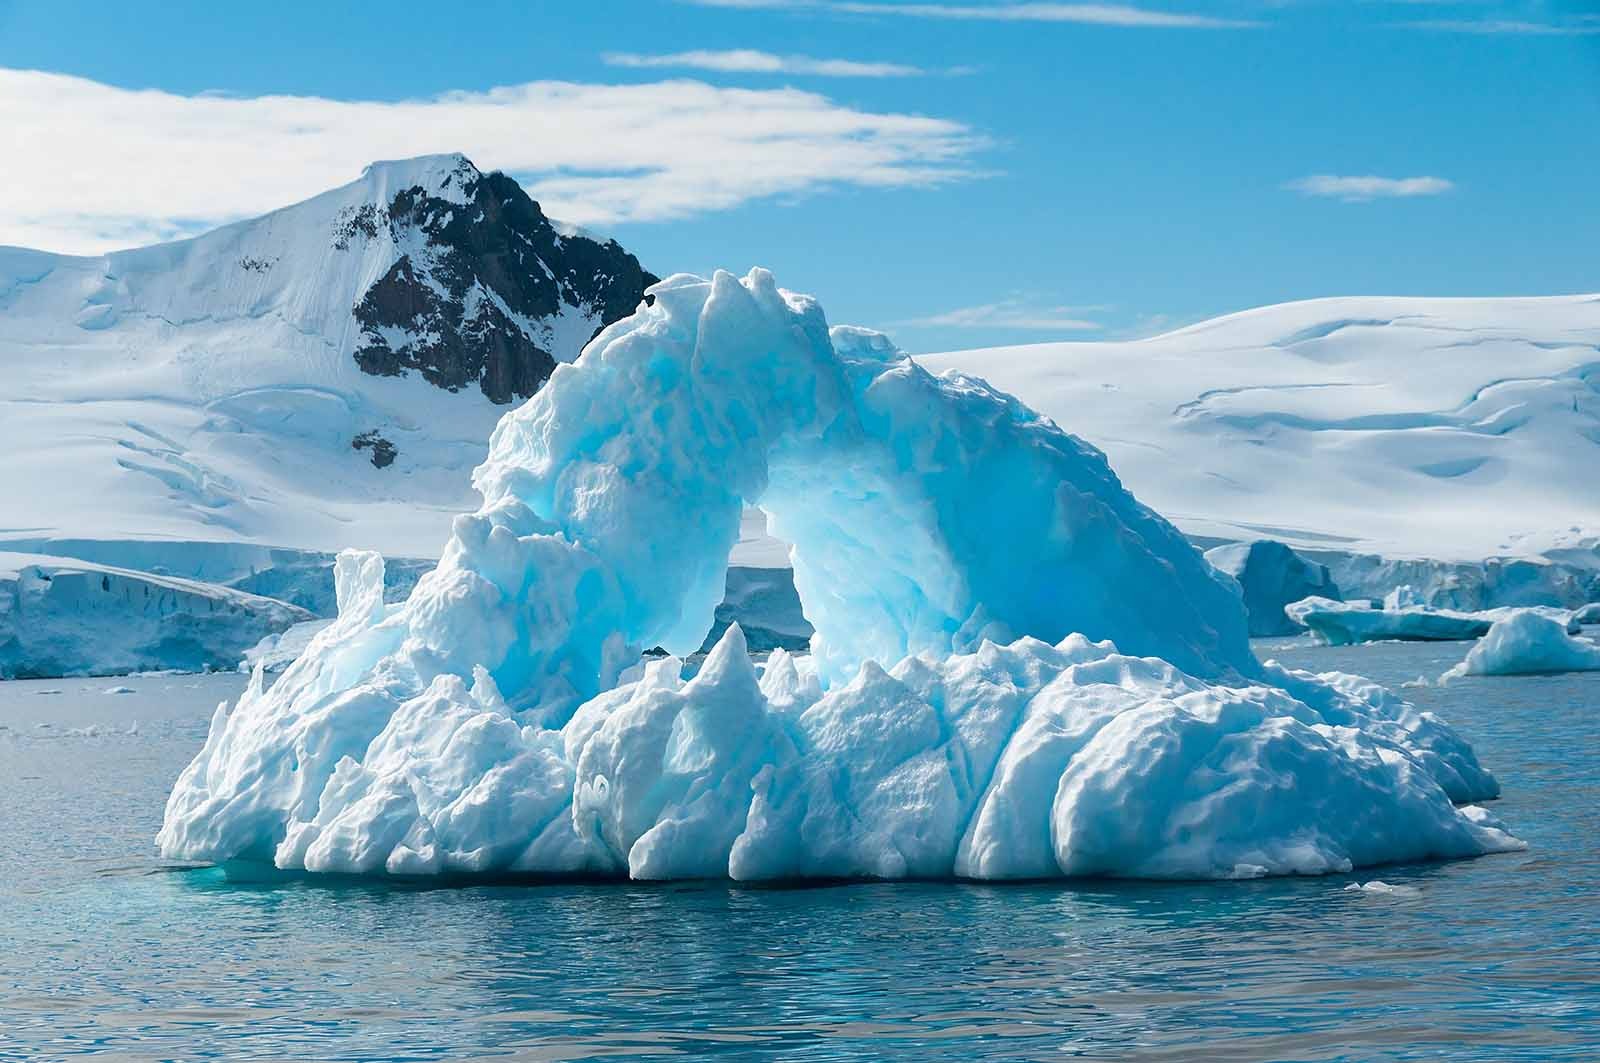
[1441,610,1600,682]
[126,720,140,735]
[1287,594,1578,647]
[1400,675,1431,689]
[1343,880,1421,897]
[32,688,63,696]
[103,685,136,695]
[64,725,100,738]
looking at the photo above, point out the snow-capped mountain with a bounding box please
[3,162,1595,598]
[0,154,655,559]
[920,295,1600,566]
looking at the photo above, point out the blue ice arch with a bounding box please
[159,270,1520,880]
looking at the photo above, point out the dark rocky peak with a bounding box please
[344,155,657,404]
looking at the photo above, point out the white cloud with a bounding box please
[1285,174,1455,202]
[0,67,988,254]
[900,299,1105,330]
[1404,17,1600,35]
[687,1,1258,28]
[603,49,931,77]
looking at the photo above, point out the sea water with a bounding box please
[1,639,1596,1061]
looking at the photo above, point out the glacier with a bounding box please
[1442,610,1600,680]
[157,270,1520,881]
[0,552,310,678]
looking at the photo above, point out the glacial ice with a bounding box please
[1312,547,1600,617]
[0,551,310,678]
[158,270,1520,880]
[1442,610,1600,680]
[1286,595,1578,646]
[239,618,336,673]
[1204,539,1341,637]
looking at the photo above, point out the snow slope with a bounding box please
[0,154,654,561]
[919,296,1600,563]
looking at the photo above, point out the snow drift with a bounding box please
[1443,610,1600,680]
[158,270,1518,880]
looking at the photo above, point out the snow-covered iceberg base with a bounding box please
[160,600,1518,882]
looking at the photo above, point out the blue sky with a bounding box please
[2,0,1597,352]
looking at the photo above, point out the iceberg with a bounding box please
[700,565,812,654]
[0,551,311,678]
[1442,610,1600,680]
[1204,540,1341,637]
[158,270,1520,880]
[239,618,337,673]
[1286,595,1578,646]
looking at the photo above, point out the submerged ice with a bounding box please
[158,270,1520,880]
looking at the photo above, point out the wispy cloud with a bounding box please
[1285,174,1455,202]
[603,49,942,77]
[900,299,1106,330]
[687,1,1259,29]
[0,67,989,254]
[1404,16,1600,35]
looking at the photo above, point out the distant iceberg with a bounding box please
[1204,539,1341,637]
[1443,610,1600,680]
[158,270,1521,880]
[1286,593,1578,646]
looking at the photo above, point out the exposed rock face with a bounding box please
[351,430,397,468]
[347,157,658,404]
